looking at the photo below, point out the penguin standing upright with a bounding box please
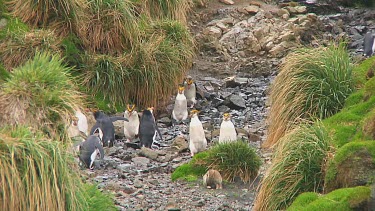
[189,110,207,156]
[172,84,188,124]
[75,109,89,136]
[184,75,197,108]
[90,111,129,147]
[364,32,375,57]
[139,107,162,148]
[124,104,140,142]
[78,134,105,169]
[219,113,237,143]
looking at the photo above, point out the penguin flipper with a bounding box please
[90,122,101,134]
[110,116,129,122]
[95,142,105,159]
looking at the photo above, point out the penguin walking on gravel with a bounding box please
[189,110,207,156]
[364,32,375,57]
[184,75,197,108]
[139,107,163,148]
[172,84,188,125]
[219,113,237,143]
[90,110,128,147]
[124,104,140,142]
[78,134,105,170]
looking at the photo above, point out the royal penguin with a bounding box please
[75,109,89,136]
[139,107,163,148]
[90,110,128,147]
[189,109,207,156]
[78,134,105,169]
[219,113,237,143]
[123,104,140,142]
[68,116,80,138]
[364,32,375,57]
[184,75,197,108]
[172,84,188,124]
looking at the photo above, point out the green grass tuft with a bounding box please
[171,163,207,182]
[198,141,261,183]
[264,42,353,148]
[254,122,331,211]
[0,51,84,141]
[83,184,117,211]
[0,126,88,211]
[0,15,29,40]
[287,186,371,211]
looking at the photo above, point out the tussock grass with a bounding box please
[0,51,84,141]
[139,0,193,24]
[264,42,353,148]
[0,126,87,211]
[76,0,139,55]
[82,20,195,108]
[171,152,208,181]
[253,123,330,211]
[196,141,261,183]
[7,0,85,35]
[0,29,62,71]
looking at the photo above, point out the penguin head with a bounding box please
[71,116,79,126]
[147,107,154,114]
[178,84,185,94]
[126,104,136,115]
[92,127,104,142]
[185,76,194,86]
[190,109,200,118]
[223,113,231,121]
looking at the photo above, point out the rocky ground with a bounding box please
[81,1,375,210]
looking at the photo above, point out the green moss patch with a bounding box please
[324,141,375,193]
[323,94,375,148]
[352,56,375,88]
[287,186,371,211]
[171,151,209,182]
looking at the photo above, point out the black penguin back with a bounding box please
[139,110,156,148]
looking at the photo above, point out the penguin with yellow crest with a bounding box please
[189,109,207,156]
[184,75,197,108]
[219,113,237,143]
[139,107,163,148]
[172,84,188,125]
[124,104,140,142]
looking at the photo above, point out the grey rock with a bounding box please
[131,157,150,166]
[138,146,159,160]
[226,95,247,109]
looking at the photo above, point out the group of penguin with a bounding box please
[69,75,238,169]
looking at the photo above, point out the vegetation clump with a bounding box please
[287,186,371,211]
[0,51,84,141]
[0,126,87,211]
[254,123,331,211]
[172,141,261,183]
[324,141,375,193]
[0,29,62,71]
[197,141,261,183]
[264,42,353,148]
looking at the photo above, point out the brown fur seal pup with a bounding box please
[203,169,223,189]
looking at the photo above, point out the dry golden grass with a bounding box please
[0,51,84,141]
[7,0,86,36]
[138,0,194,24]
[0,126,87,211]
[254,123,330,211]
[82,19,195,108]
[263,43,352,148]
[0,29,62,71]
[76,0,139,55]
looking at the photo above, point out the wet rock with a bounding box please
[226,95,247,109]
[131,157,150,166]
[138,147,159,160]
[171,136,189,153]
